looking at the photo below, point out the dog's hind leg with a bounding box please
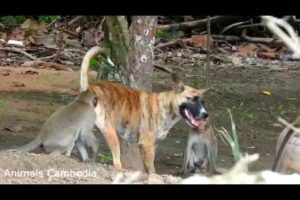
[95,117,122,170]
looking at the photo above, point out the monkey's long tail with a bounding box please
[17,135,42,153]
[80,46,106,92]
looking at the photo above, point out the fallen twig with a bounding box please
[21,60,73,71]
[221,20,250,34]
[212,35,242,42]
[68,16,83,26]
[157,16,222,31]
[0,47,36,60]
[52,29,64,62]
[278,117,300,133]
[238,23,263,29]
[39,49,85,60]
[241,29,281,43]
[98,17,106,31]
[292,16,300,23]
[62,29,78,37]
[153,63,174,74]
[154,38,191,49]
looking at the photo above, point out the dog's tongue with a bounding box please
[184,109,205,127]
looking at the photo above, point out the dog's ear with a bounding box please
[199,88,211,95]
[171,73,184,93]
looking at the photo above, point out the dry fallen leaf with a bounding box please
[256,43,278,53]
[234,43,258,57]
[12,82,25,87]
[4,124,23,132]
[271,123,282,128]
[1,72,10,76]
[190,35,213,49]
[22,70,38,75]
[257,52,279,59]
[1,69,11,76]
[21,19,47,32]
[261,91,272,96]
[33,34,57,49]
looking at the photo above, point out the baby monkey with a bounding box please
[182,118,222,176]
[15,89,99,162]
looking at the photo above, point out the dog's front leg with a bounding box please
[138,134,156,174]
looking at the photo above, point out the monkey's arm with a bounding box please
[182,137,193,174]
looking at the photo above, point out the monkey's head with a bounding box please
[193,117,210,133]
[76,90,98,107]
[171,73,209,129]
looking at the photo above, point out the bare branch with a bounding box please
[261,16,300,59]
[241,29,281,43]
[0,47,36,60]
[153,63,174,74]
[278,117,300,133]
[68,16,83,26]
[157,16,222,31]
[221,20,250,34]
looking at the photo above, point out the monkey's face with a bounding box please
[75,90,98,107]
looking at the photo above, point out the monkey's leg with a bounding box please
[65,141,75,157]
[75,140,89,162]
[95,118,122,170]
[81,131,99,163]
[182,145,191,175]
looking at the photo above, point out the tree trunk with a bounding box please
[104,16,157,172]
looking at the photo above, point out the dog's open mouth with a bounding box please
[184,109,207,128]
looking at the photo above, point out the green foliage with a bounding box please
[0,16,26,25]
[216,109,241,163]
[192,77,206,88]
[97,153,113,164]
[90,57,120,81]
[241,111,256,119]
[37,16,60,24]
[0,16,60,25]
[0,101,5,111]
[156,28,184,40]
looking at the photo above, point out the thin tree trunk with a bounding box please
[104,16,157,172]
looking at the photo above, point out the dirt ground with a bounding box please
[0,63,299,184]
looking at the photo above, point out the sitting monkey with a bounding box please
[182,118,222,176]
[15,89,99,162]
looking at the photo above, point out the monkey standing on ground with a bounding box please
[182,118,222,176]
[15,89,99,162]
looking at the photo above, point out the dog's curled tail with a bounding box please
[80,46,106,92]
[17,135,42,153]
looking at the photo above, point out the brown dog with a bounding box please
[80,46,209,173]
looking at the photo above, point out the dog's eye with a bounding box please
[193,96,199,102]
